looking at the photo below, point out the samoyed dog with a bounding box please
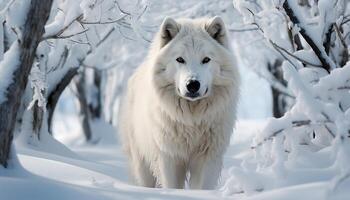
[118,16,240,189]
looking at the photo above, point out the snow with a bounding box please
[221,61,349,198]
[27,63,47,110]
[2,120,256,200]
[0,41,20,103]
[44,0,83,38]
[4,0,30,30]
[1,0,350,199]
[2,117,348,199]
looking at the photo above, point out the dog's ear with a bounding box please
[160,17,179,47]
[205,16,228,47]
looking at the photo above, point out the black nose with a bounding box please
[186,80,200,94]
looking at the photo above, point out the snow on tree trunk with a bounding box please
[0,0,53,168]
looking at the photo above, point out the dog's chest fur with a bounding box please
[151,103,225,159]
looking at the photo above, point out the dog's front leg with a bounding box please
[158,153,186,189]
[189,154,223,190]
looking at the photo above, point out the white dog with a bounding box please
[118,16,240,189]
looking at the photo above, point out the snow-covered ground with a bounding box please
[1,116,347,199]
[3,118,255,200]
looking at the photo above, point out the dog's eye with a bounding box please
[202,57,211,64]
[176,57,185,64]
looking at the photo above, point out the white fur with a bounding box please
[118,16,240,189]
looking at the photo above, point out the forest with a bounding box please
[0,0,349,199]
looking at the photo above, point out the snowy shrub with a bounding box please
[223,0,350,196]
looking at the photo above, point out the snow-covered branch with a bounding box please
[225,0,350,195]
[282,0,336,72]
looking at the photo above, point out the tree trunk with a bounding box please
[32,100,44,139]
[74,72,92,141]
[89,70,102,119]
[268,60,287,118]
[0,0,53,167]
[47,68,78,134]
[271,87,287,118]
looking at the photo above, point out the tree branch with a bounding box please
[78,15,127,25]
[283,0,334,72]
[323,24,334,55]
[41,14,84,41]
[270,40,322,67]
[46,28,89,40]
[251,119,335,149]
[46,27,116,133]
[46,68,78,133]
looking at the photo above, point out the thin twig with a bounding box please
[270,40,323,67]
[118,26,137,41]
[228,27,259,32]
[42,14,84,41]
[67,38,90,45]
[47,28,89,40]
[341,18,350,26]
[115,1,131,15]
[79,15,127,25]
[95,26,115,48]
[269,40,299,69]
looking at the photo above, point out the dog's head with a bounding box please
[152,16,236,102]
